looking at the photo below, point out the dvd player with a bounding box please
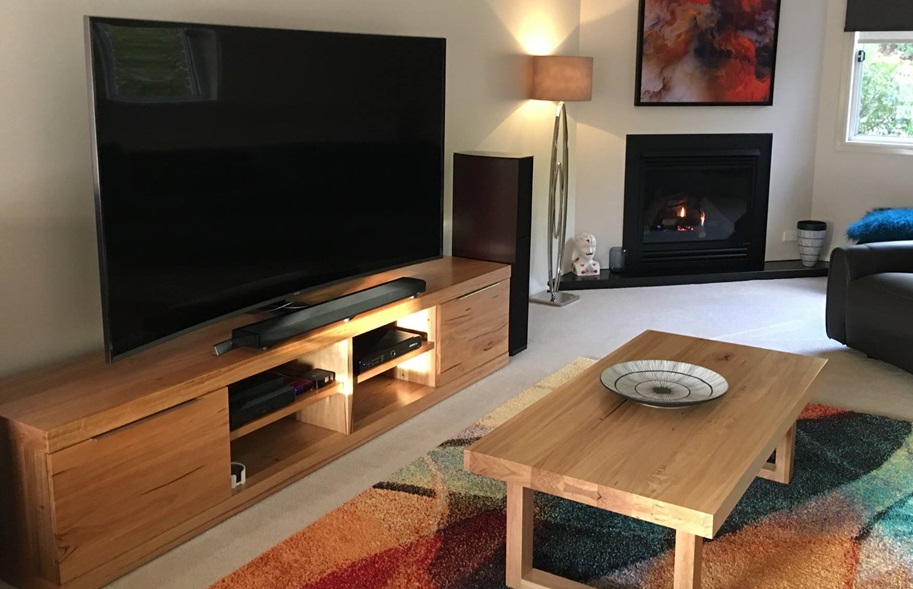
[353,327,424,375]
[228,372,296,430]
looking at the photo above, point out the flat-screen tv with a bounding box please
[85,16,445,362]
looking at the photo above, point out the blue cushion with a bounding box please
[847,208,913,244]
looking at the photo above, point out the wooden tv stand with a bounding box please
[0,256,511,589]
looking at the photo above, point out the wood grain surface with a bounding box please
[49,390,231,582]
[437,280,510,385]
[465,330,827,538]
[0,256,512,589]
[0,256,510,452]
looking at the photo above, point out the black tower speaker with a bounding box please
[452,151,533,356]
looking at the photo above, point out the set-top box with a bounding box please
[353,327,424,375]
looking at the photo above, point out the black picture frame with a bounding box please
[634,0,782,106]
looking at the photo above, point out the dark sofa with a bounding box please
[826,240,913,374]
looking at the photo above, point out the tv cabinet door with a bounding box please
[48,390,231,583]
[437,280,509,385]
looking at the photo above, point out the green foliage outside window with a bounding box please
[857,43,913,138]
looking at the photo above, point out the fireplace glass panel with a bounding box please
[642,163,753,246]
[622,133,771,275]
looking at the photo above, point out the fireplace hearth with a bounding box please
[559,132,826,290]
[621,133,772,276]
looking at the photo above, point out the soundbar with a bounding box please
[213,277,426,354]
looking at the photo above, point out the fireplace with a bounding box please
[622,134,772,276]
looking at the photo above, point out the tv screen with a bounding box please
[86,17,445,362]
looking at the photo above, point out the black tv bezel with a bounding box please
[84,15,446,362]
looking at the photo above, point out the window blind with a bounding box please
[845,0,913,31]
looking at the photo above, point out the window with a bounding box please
[846,31,913,149]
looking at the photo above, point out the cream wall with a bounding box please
[573,0,828,268]
[0,0,582,376]
[811,1,913,253]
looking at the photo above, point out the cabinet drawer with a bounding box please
[48,390,231,583]
[438,280,509,384]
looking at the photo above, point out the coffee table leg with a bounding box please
[758,423,797,484]
[674,530,703,589]
[505,483,533,588]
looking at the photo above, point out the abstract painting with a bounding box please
[635,0,781,106]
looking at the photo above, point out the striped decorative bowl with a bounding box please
[599,359,729,408]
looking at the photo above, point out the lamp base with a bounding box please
[529,290,580,307]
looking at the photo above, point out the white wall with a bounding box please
[0,0,582,376]
[811,1,913,253]
[574,0,828,269]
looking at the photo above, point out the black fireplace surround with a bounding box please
[622,133,772,276]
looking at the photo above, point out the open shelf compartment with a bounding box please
[229,381,343,441]
[230,416,346,491]
[352,374,434,432]
[355,341,435,383]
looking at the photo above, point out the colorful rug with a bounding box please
[211,358,913,588]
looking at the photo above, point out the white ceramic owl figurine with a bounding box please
[572,232,600,276]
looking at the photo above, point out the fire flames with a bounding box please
[671,206,706,231]
[676,206,694,231]
[649,195,707,236]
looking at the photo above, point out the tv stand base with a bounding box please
[0,257,510,589]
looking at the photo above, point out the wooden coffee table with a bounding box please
[464,330,827,589]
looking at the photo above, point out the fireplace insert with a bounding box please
[622,133,772,276]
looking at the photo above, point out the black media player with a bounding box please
[353,327,424,375]
[228,372,296,430]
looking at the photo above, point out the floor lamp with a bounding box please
[527,55,593,307]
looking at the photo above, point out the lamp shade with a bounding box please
[529,55,593,102]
